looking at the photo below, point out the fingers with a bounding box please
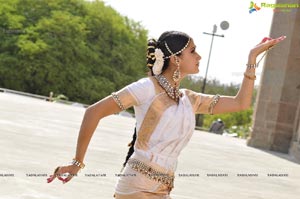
[261,37,273,43]
[274,35,286,43]
[56,166,76,184]
[258,35,286,50]
[251,35,286,58]
[47,166,77,184]
[47,166,60,183]
[260,36,286,45]
[46,175,55,183]
[268,36,286,49]
[62,174,74,184]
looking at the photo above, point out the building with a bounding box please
[247,0,300,161]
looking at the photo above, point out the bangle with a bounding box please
[72,158,85,169]
[244,71,255,76]
[247,47,271,69]
[244,72,256,80]
[246,63,257,69]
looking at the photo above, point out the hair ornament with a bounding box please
[164,37,191,59]
[152,48,165,75]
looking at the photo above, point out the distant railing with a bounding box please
[195,126,209,132]
[0,88,89,108]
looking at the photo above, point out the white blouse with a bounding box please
[114,77,218,172]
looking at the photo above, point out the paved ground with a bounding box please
[0,92,299,199]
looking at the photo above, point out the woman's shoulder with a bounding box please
[125,77,155,105]
[129,77,155,89]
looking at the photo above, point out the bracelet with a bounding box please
[72,158,85,169]
[246,63,257,69]
[244,72,256,80]
[246,46,273,69]
[244,71,256,76]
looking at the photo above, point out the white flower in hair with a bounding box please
[152,48,164,75]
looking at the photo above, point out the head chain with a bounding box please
[164,37,191,59]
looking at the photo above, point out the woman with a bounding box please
[47,31,285,198]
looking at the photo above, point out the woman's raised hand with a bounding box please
[249,36,286,58]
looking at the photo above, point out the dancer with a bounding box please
[47,31,285,199]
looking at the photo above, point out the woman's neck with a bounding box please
[161,71,182,87]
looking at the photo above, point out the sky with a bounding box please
[102,0,280,85]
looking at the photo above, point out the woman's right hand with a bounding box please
[47,164,81,184]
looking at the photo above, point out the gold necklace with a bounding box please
[155,74,181,102]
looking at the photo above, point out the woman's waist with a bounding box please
[132,150,178,172]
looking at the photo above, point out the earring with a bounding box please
[173,57,181,82]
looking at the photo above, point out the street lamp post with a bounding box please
[196,21,229,127]
[201,25,224,94]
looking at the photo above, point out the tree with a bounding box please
[0,0,148,104]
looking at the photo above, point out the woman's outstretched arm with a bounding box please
[212,36,286,114]
[47,95,122,184]
[75,96,121,165]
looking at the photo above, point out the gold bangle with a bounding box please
[244,72,256,80]
[72,158,85,169]
[246,63,257,69]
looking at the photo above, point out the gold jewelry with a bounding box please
[246,63,257,69]
[127,158,174,189]
[111,92,125,110]
[173,67,181,82]
[164,38,191,59]
[208,94,220,115]
[172,57,181,82]
[72,159,85,169]
[155,74,181,102]
[244,71,255,76]
[244,72,256,80]
[246,46,273,69]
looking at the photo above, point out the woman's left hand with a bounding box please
[249,36,286,58]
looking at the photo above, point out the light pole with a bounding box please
[196,21,229,127]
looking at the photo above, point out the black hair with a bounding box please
[146,31,190,75]
[122,127,137,168]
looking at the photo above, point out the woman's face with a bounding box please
[178,39,201,76]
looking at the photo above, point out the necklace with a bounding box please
[155,74,181,102]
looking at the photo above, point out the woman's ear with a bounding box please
[169,56,181,67]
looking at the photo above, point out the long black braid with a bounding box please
[122,127,137,168]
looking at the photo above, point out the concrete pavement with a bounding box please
[0,92,299,199]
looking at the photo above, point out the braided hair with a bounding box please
[122,31,190,169]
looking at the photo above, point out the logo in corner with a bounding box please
[249,1,261,13]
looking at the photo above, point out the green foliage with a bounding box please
[204,108,253,138]
[0,0,148,104]
[181,75,240,96]
[0,0,256,138]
